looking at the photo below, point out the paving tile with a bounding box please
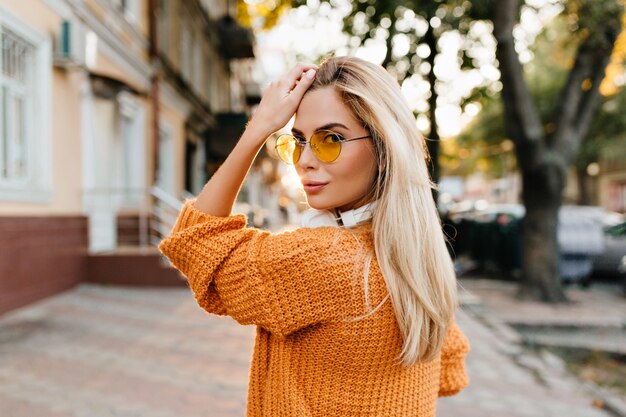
[0,283,619,417]
[0,394,75,417]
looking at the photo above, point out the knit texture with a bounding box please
[159,200,470,417]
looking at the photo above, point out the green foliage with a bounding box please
[454,7,626,177]
[289,0,495,81]
[565,0,624,50]
[577,88,626,169]
[452,17,571,178]
[450,95,516,178]
[336,0,493,80]
[288,0,498,185]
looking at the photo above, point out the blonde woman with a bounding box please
[159,56,469,416]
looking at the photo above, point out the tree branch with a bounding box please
[550,44,595,153]
[553,43,617,163]
[492,0,545,168]
[551,0,624,162]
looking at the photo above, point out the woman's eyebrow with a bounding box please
[291,123,350,135]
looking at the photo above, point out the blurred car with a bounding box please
[592,222,626,278]
[558,206,607,285]
[559,205,623,228]
[447,201,525,223]
[446,201,625,285]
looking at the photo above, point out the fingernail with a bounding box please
[306,69,316,79]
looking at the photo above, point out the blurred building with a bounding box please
[439,173,522,208]
[594,144,626,213]
[576,141,626,213]
[0,0,258,314]
[563,141,626,213]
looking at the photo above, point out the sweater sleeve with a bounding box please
[159,200,364,336]
[438,318,470,397]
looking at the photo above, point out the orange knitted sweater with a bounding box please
[159,201,470,417]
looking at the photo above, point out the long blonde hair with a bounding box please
[310,56,458,366]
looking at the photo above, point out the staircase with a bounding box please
[86,187,187,286]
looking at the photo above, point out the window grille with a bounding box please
[0,26,34,182]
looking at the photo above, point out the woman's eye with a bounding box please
[324,134,341,144]
[294,136,307,144]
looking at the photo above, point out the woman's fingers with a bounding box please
[280,64,317,93]
[289,69,316,101]
[249,63,317,136]
[283,63,317,88]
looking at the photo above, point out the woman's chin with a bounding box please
[305,198,334,212]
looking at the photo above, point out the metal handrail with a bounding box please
[148,186,184,247]
[81,186,185,252]
[151,186,183,210]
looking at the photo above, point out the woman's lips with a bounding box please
[302,182,328,193]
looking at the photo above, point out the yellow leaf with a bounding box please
[600,1,626,96]
[236,0,292,31]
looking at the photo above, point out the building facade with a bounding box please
[0,0,256,314]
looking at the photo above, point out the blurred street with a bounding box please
[1,280,624,417]
[1,1,625,416]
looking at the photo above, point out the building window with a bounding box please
[157,121,174,195]
[157,0,169,55]
[192,34,202,93]
[0,13,51,202]
[117,91,145,208]
[1,27,32,182]
[203,47,210,97]
[185,137,206,195]
[608,182,626,213]
[207,50,220,111]
[113,0,140,23]
[179,14,191,81]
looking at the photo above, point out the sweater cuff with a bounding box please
[171,199,248,234]
[438,361,469,397]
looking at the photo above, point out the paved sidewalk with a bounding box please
[456,278,626,416]
[0,284,615,417]
[459,278,626,330]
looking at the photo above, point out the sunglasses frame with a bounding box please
[275,130,372,164]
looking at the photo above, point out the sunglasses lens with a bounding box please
[311,131,341,162]
[275,135,299,164]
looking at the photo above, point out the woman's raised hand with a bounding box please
[247,63,317,142]
[192,63,317,216]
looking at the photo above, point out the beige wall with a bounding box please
[0,0,153,216]
[1,0,58,29]
[85,0,150,62]
[49,70,85,214]
[137,0,149,39]
[95,53,147,94]
[1,0,243,215]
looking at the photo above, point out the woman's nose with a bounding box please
[297,142,318,168]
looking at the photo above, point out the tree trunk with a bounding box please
[576,166,591,205]
[492,0,622,302]
[424,25,440,183]
[517,160,568,302]
[424,23,441,199]
[493,0,568,302]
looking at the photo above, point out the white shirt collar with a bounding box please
[300,201,376,229]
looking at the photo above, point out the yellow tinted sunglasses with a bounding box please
[275,130,371,164]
